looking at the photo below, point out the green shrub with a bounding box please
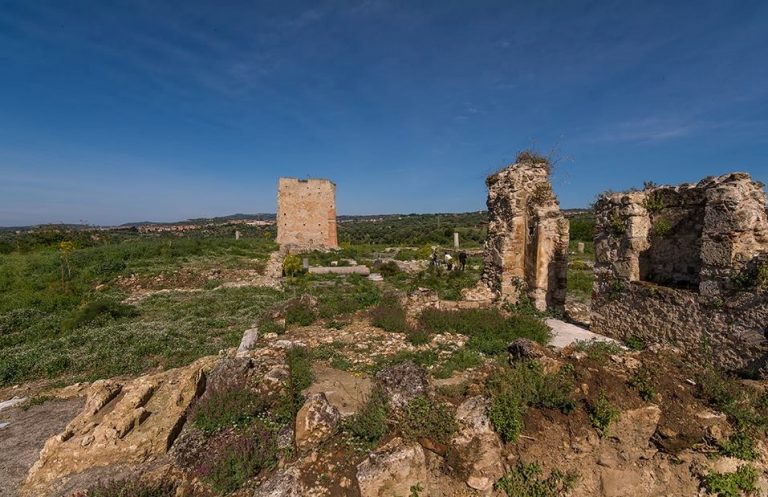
[378,260,400,277]
[719,431,758,461]
[652,217,672,237]
[345,386,390,448]
[192,380,268,435]
[642,192,664,214]
[282,254,305,277]
[487,362,575,443]
[434,348,483,379]
[20,395,53,411]
[696,368,768,431]
[406,328,431,345]
[370,297,409,333]
[75,479,177,497]
[194,428,278,494]
[284,301,316,327]
[567,269,593,301]
[259,318,285,335]
[276,347,314,423]
[704,465,758,497]
[401,396,457,444]
[628,366,656,402]
[572,340,623,360]
[589,391,619,437]
[419,308,550,355]
[624,335,646,350]
[61,299,138,331]
[609,214,626,235]
[497,461,579,497]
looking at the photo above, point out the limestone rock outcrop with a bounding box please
[294,392,341,449]
[451,396,504,492]
[21,356,216,497]
[356,437,427,497]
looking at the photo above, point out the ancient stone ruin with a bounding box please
[469,157,569,311]
[276,177,338,251]
[592,172,768,374]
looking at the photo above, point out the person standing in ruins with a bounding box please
[458,251,467,271]
[444,251,453,271]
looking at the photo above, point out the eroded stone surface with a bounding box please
[451,396,504,492]
[356,437,427,497]
[467,159,569,310]
[21,356,216,497]
[277,177,338,250]
[374,361,428,410]
[592,173,768,374]
[295,392,341,449]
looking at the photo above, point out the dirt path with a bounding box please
[0,398,84,497]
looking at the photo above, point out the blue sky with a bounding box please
[1,0,767,226]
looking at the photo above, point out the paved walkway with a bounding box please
[546,318,621,349]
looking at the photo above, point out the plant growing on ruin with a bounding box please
[497,461,579,497]
[704,464,758,497]
[370,295,409,333]
[609,214,626,235]
[192,379,268,434]
[608,279,625,300]
[572,339,623,360]
[642,191,664,213]
[516,149,550,166]
[652,217,672,237]
[589,391,619,437]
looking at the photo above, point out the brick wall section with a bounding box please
[277,178,338,250]
[592,172,768,375]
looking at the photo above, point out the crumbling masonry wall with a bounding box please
[592,173,768,374]
[277,178,338,250]
[470,160,569,311]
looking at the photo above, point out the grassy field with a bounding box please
[0,214,594,387]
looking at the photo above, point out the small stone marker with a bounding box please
[577,242,585,254]
[235,230,241,240]
[454,232,460,248]
[236,328,259,357]
[302,257,309,269]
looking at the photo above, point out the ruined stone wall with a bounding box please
[471,160,569,311]
[592,172,768,374]
[276,178,338,250]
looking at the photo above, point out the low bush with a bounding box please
[276,347,314,423]
[572,340,623,360]
[589,391,620,437]
[628,366,656,402]
[74,479,177,497]
[704,464,758,497]
[61,299,138,331]
[487,362,575,443]
[192,380,267,435]
[378,260,400,277]
[419,308,550,356]
[497,461,579,497]
[406,327,431,345]
[345,386,390,448]
[719,431,758,461]
[284,301,316,327]
[434,348,484,379]
[400,396,457,444]
[194,428,278,494]
[696,368,768,431]
[370,297,409,333]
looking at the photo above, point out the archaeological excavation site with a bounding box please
[2,155,768,497]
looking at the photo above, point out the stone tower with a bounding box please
[276,178,338,250]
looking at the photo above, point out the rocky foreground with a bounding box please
[3,314,768,497]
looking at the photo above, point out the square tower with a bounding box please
[276,178,338,250]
